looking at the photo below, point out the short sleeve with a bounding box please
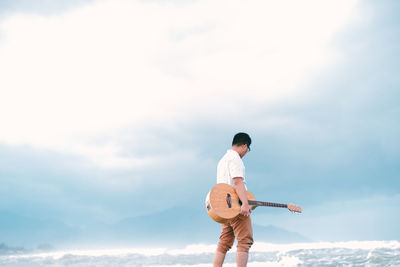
[228,157,245,179]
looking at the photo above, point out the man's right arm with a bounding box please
[233,177,251,217]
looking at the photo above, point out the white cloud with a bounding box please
[0,0,358,168]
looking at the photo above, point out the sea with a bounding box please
[1,241,399,267]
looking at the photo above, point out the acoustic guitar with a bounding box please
[205,183,302,223]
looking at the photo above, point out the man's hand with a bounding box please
[240,203,251,217]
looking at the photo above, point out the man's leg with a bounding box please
[214,223,235,267]
[232,216,254,267]
[213,251,226,267]
[236,252,249,267]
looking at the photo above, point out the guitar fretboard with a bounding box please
[248,200,287,209]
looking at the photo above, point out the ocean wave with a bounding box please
[1,240,399,267]
[252,240,400,252]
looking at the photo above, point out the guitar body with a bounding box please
[205,183,256,223]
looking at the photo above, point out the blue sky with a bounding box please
[0,0,399,244]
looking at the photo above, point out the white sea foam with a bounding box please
[1,240,399,267]
[6,247,168,259]
[148,258,302,267]
[251,240,400,252]
[4,240,400,259]
[167,240,400,255]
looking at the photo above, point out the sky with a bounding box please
[0,0,399,244]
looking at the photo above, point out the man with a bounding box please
[213,132,253,267]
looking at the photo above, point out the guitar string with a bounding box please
[248,200,287,208]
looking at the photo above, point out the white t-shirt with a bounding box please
[216,149,246,187]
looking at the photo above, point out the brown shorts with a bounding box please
[217,216,254,253]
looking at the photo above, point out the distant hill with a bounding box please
[0,242,26,255]
[253,224,310,243]
[0,207,309,248]
[107,206,310,246]
[0,210,78,247]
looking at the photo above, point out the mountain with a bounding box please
[253,224,310,243]
[0,242,26,255]
[0,210,78,247]
[106,206,310,246]
[0,207,310,248]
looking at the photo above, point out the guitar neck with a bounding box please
[248,200,287,209]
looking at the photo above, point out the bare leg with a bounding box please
[236,252,248,267]
[213,251,226,267]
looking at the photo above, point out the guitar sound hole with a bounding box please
[226,193,232,208]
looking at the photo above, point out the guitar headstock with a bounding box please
[287,204,302,213]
